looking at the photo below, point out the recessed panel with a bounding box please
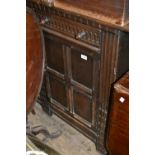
[71,48,93,88]
[48,74,67,108]
[45,35,65,74]
[73,89,92,123]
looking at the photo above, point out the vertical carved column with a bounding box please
[96,30,120,154]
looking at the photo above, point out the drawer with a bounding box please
[47,14,101,47]
[27,1,101,47]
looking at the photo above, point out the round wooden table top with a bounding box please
[26,9,45,114]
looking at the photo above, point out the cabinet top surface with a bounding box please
[32,0,129,31]
[114,72,129,93]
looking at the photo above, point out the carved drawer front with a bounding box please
[45,35,65,74]
[73,89,93,126]
[27,1,101,47]
[47,14,101,47]
[48,74,68,110]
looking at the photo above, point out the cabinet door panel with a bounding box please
[48,74,67,109]
[45,36,65,74]
[71,48,93,89]
[73,89,92,125]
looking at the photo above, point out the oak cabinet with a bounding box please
[27,1,129,154]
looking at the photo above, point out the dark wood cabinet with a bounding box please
[27,1,129,154]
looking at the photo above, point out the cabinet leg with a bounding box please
[96,142,108,155]
[42,104,53,116]
[37,100,53,116]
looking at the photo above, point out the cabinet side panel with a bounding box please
[116,31,129,78]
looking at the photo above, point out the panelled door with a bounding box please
[44,33,69,111]
[44,32,100,129]
[69,46,100,128]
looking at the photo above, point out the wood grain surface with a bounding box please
[106,72,129,155]
[26,9,45,114]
